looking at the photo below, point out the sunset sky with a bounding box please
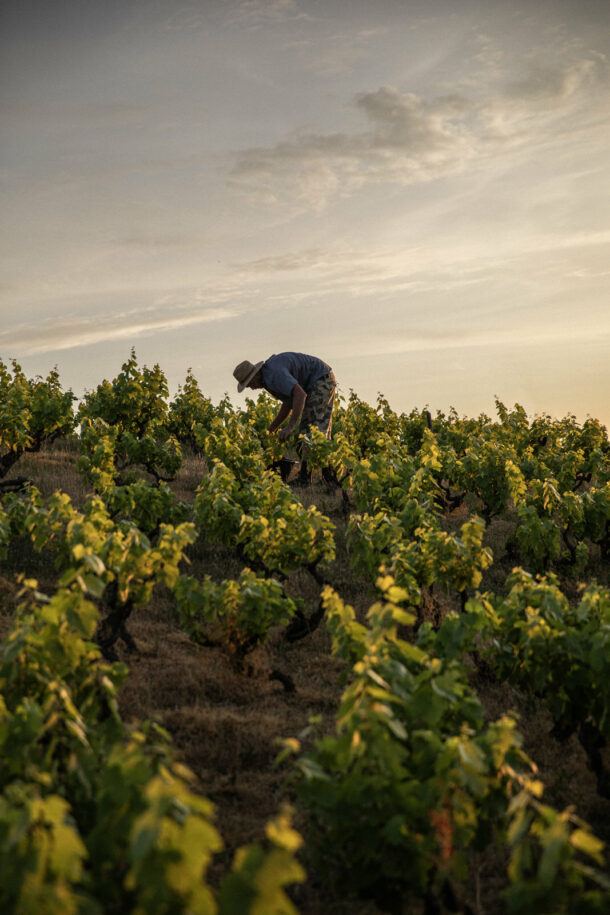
[2,0,609,427]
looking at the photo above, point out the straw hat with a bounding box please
[233,359,264,392]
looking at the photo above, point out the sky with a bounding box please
[1,0,609,427]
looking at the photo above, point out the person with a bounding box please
[233,352,336,484]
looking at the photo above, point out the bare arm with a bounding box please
[268,402,292,433]
[278,384,306,442]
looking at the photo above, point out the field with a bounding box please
[1,355,610,914]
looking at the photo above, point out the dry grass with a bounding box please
[1,443,610,914]
[16,437,89,504]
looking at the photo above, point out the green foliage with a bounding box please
[505,787,610,914]
[168,369,215,455]
[78,350,182,486]
[288,580,530,908]
[104,480,191,536]
[470,570,610,741]
[220,806,305,915]
[195,462,335,576]
[397,407,437,453]
[239,498,335,578]
[455,439,515,520]
[3,358,610,913]
[77,417,118,491]
[0,584,125,802]
[9,487,195,661]
[202,393,308,479]
[204,414,274,480]
[333,392,400,458]
[78,350,169,435]
[174,569,302,659]
[0,787,93,915]
[300,427,357,487]
[288,578,610,911]
[581,484,610,552]
[0,360,75,478]
[514,503,561,572]
[347,509,492,599]
[0,581,305,914]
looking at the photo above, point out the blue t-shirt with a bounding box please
[261,352,331,405]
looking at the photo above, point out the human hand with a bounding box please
[278,427,294,442]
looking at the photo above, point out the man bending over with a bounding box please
[233,352,336,484]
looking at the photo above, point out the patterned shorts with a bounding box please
[297,372,336,450]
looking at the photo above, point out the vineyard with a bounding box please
[1,350,610,914]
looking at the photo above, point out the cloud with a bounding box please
[0,304,237,357]
[506,57,603,103]
[231,247,328,273]
[226,227,610,312]
[156,6,210,34]
[355,87,473,152]
[480,54,607,140]
[332,323,610,361]
[229,52,608,210]
[229,87,478,210]
[226,0,310,29]
[287,26,390,77]
[567,268,610,279]
[0,98,146,125]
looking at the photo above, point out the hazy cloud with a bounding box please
[227,0,310,29]
[0,304,237,357]
[481,54,608,140]
[0,98,146,125]
[226,228,610,310]
[231,247,329,272]
[288,26,390,76]
[506,56,603,102]
[332,323,610,361]
[230,52,608,209]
